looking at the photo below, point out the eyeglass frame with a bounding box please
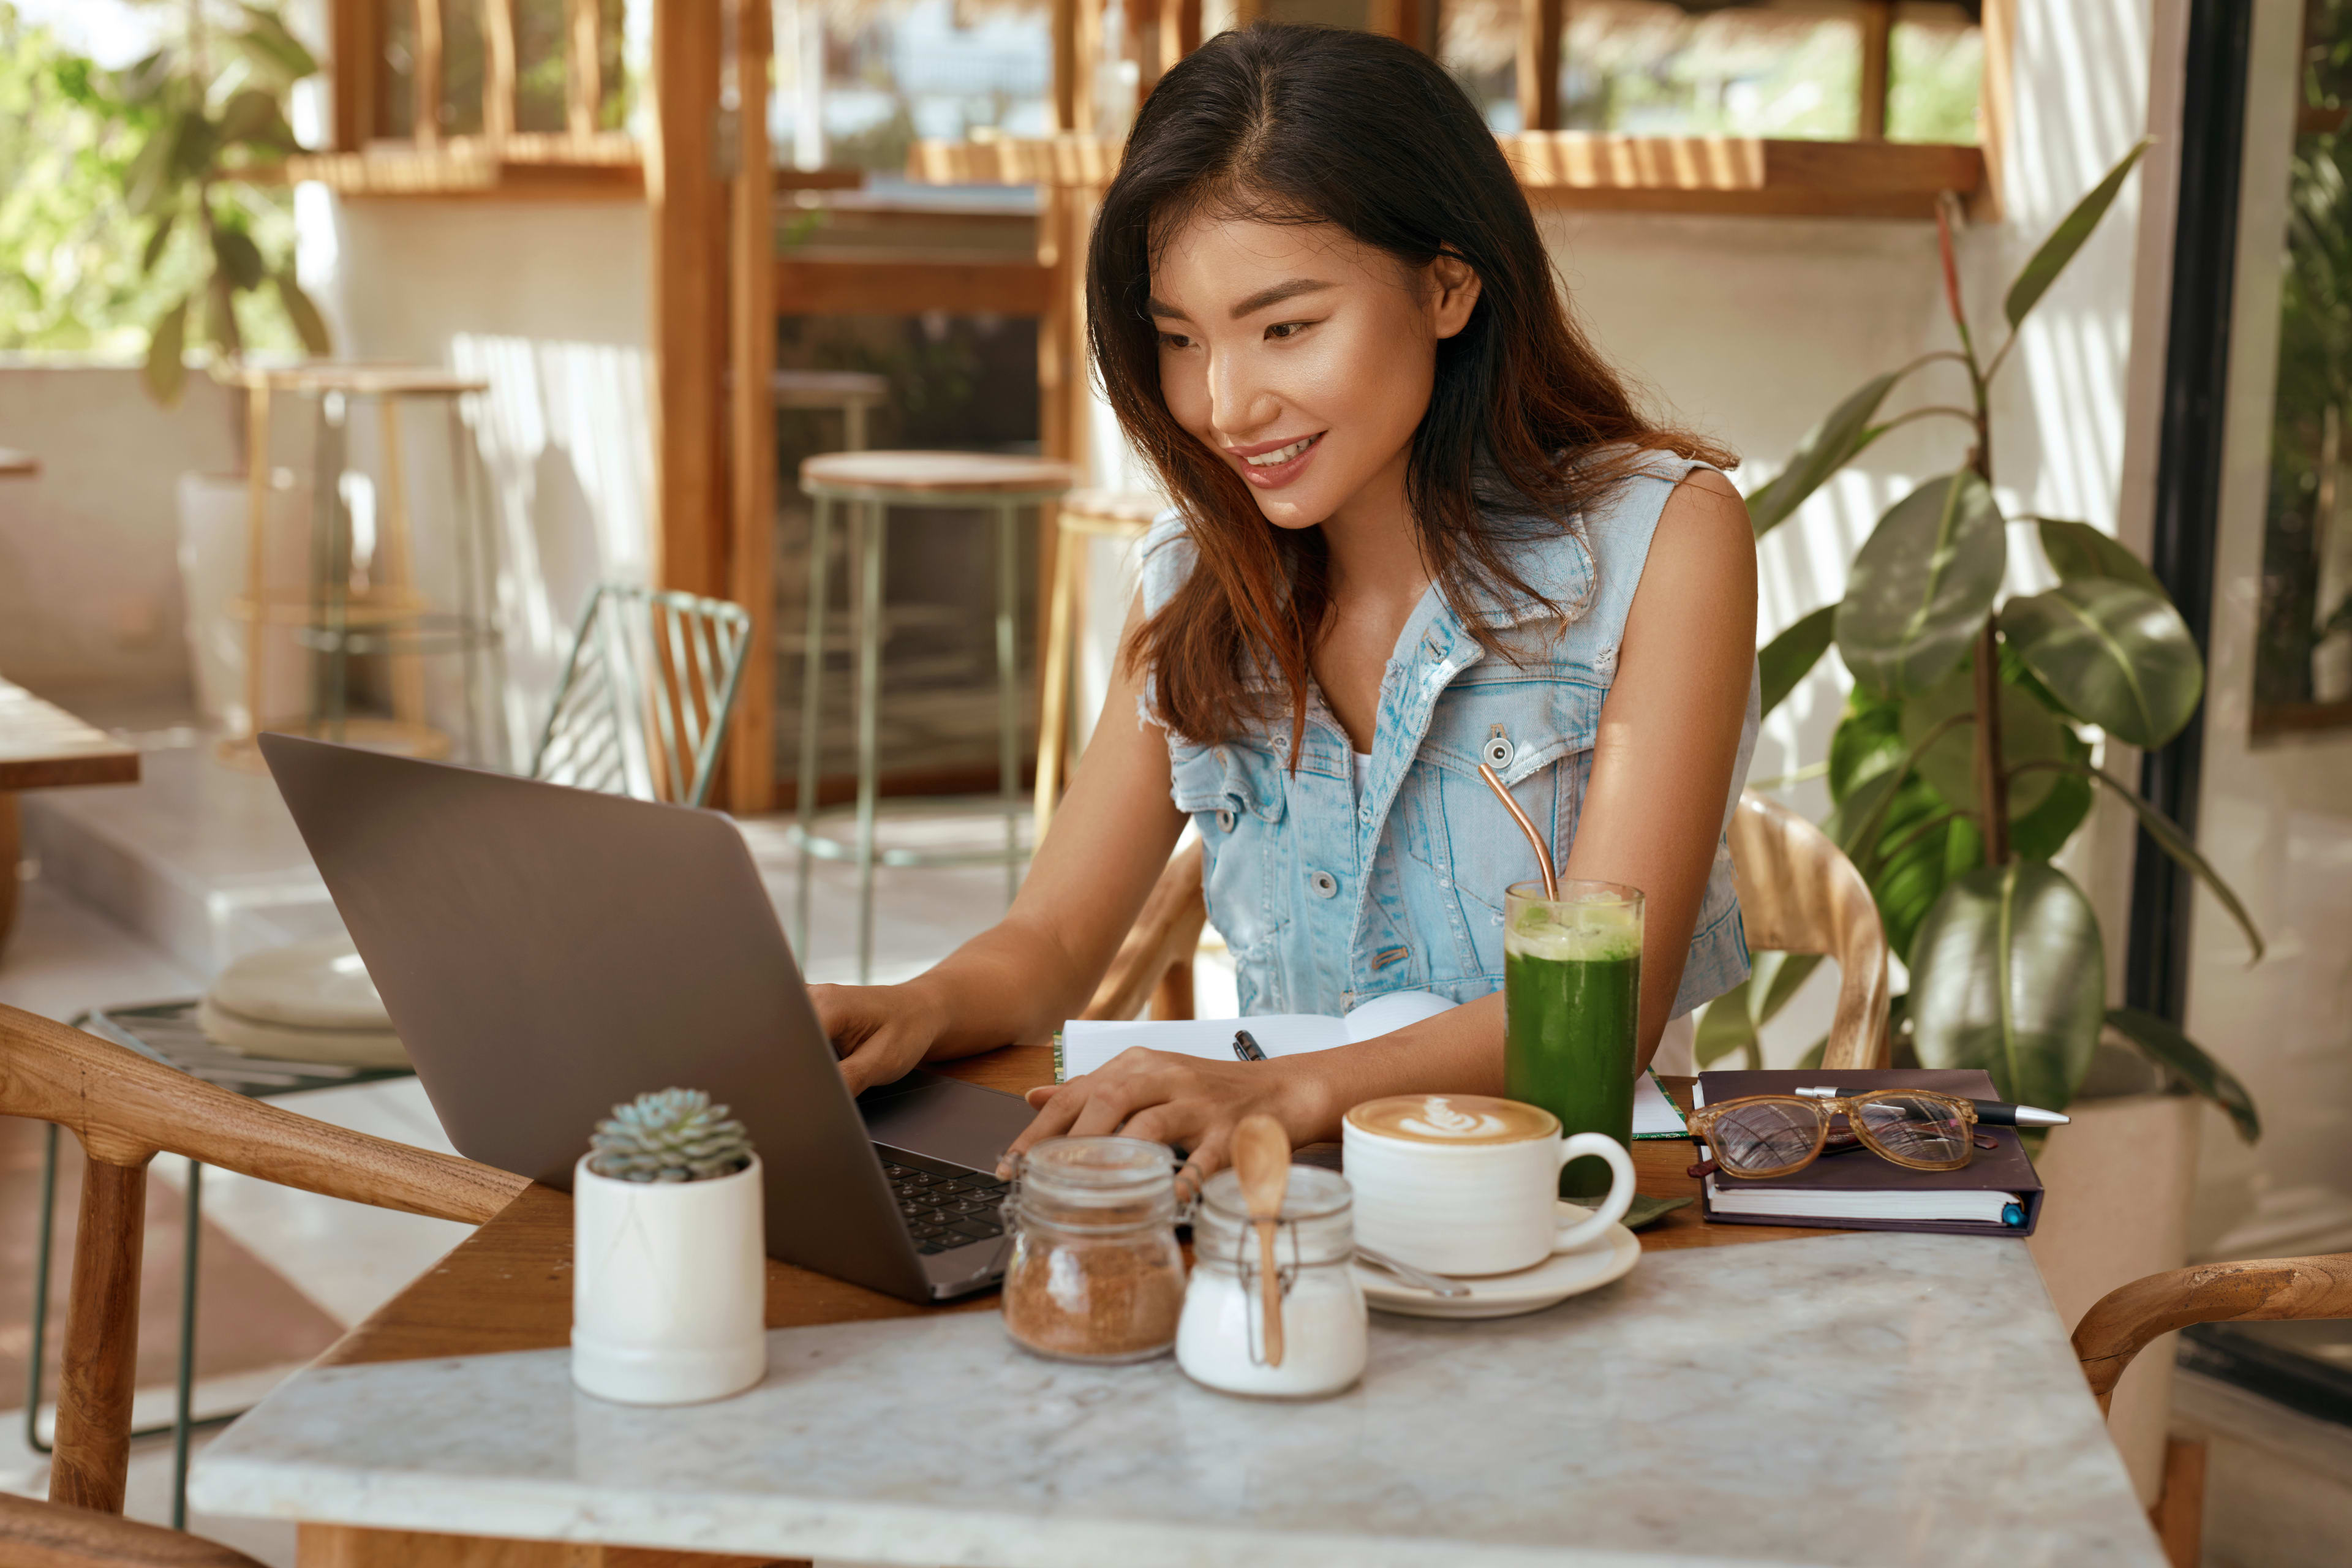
[1686,1089,1983,1181]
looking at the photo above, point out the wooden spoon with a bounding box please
[1232,1113,1291,1368]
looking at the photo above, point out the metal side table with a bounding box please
[24,1003,414,1528]
[793,450,1075,980]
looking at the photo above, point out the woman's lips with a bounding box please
[1232,431,1324,489]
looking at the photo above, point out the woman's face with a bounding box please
[1150,215,1480,533]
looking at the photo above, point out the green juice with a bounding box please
[1503,899,1643,1200]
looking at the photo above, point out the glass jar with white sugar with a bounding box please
[1177,1165,1366,1399]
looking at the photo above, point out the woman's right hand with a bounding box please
[810,980,949,1098]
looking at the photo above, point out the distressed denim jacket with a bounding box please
[1140,451,1757,1019]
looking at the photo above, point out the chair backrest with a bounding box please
[1084,842,1208,1022]
[0,1004,529,1516]
[2073,1252,2352,1413]
[532,582,753,808]
[1725,790,1891,1070]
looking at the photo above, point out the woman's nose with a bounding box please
[1207,350,1281,441]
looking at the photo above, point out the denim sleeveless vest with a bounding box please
[1140,451,1757,1020]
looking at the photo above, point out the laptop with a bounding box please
[259,733,1038,1303]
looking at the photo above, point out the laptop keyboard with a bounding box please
[884,1160,1012,1254]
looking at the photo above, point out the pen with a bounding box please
[1232,1030,1267,1063]
[1792,1085,2069,1127]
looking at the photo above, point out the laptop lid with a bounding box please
[259,733,929,1302]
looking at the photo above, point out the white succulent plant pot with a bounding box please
[571,1153,767,1405]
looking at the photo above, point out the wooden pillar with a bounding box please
[648,0,731,603]
[568,0,603,137]
[47,1155,149,1514]
[1974,0,2013,221]
[412,0,442,146]
[1518,0,1562,132]
[728,0,778,812]
[1160,0,1202,78]
[484,0,518,140]
[328,0,383,151]
[1858,0,1892,142]
[1369,0,1431,53]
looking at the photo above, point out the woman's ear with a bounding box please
[1427,252,1483,340]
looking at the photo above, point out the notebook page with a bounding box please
[1058,1015,1348,1080]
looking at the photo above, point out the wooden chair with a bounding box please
[2071,1252,2352,1566]
[1033,489,1164,839]
[1080,841,1207,1023]
[0,1003,527,1542]
[0,1493,266,1567]
[1725,790,1891,1071]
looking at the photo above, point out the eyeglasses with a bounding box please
[1686,1090,1988,1181]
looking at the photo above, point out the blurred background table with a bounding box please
[0,677,139,961]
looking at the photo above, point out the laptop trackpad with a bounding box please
[858,1071,1035,1173]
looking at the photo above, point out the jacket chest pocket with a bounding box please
[1169,740,1288,957]
[1417,669,1600,788]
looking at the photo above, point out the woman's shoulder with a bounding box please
[1137,505,1195,616]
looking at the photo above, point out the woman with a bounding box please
[816,24,1757,1190]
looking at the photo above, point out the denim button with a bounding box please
[1216,809,1237,832]
[1309,870,1338,899]
[1359,804,1373,824]
[1484,730,1514,769]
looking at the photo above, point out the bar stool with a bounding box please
[1033,489,1166,839]
[772,369,888,451]
[794,451,1076,981]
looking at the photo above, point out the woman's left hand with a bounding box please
[998,1049,1337,1199]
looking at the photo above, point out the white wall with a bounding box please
[322,197,656,764]
[0,360,238,705]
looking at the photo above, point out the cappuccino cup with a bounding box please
[1343,1094,1635,1277]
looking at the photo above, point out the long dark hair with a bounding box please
[1090,23,1732,747]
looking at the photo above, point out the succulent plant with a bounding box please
[587,1088,755,1183]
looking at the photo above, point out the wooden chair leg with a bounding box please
[2147,1436,2205,1568]
[0,791,20,963]
[49,1153,149,1513]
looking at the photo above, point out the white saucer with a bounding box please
[1353,1205,1641,1319]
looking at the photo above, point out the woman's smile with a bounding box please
[1229,431,1326,488]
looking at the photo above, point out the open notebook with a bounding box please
[1058,989,1689,1139]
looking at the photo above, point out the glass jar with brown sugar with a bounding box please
[1000,1136,1186,1363]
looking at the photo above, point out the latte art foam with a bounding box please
[1346,1093,1557,1146]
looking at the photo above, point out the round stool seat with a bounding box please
[1059,489,1167,530]
[801,450,1076,496]
[771,369,889,409]
[208,935,391,1030]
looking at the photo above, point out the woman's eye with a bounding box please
[1266,320,1317,341]
[1156,331,1194,350]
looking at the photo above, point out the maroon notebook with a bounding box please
[1692,1069,2043,1238]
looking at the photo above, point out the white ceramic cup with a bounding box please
[1343,1094,1636,1277]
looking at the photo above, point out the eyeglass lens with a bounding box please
[1855,1093,1970,1164]
[1708,1101,1823,1174]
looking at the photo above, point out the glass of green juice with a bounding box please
[1502,880,1643,1200]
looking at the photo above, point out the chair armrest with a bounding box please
[2072,1252,2352,1410]
[1084,842,1208,1023]
[0,1494,268,1568]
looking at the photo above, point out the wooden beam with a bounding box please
[1858,1,1892,142]
[484,0,517,140]
[774,254,1052,316]
[412,0,441,146]
[1518,0,1562,133]
[285,135,643,197]
[567,0,601,138]
[649,0,731,601]
[1159,0,1202,82]
[728,0,777,815]
[1368,0,1430,52]
[327,0,383,151]
[1052,0,1079,132]
[1974,0,2013,221]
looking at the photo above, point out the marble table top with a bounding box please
[190,1231,2162,1567]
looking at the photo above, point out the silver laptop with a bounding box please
[260,733,1035,1303]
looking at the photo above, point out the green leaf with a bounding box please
[1909,862,2106,1110]
[2010,761,2266,960]
[1827,692,1904,804]
[2000,579,2204,748]
[1694,970,1762,1069]
[1758,604,1839,720]
[1835,472,2007,697]
[143,298,189,406]
[1900,650,2076,817]
[2033,518,2168,600]
[124,118,180,216]
[216,86,296,151]
[2104,1005,2261,1144]
[274,270,332,355]
[235,5,320,83]
[2003,140,2151,330]
[2006,730,2094,860]
[203,269,244,356]
[213,226,266,291]
[1861,783,1961,959]
[140,213,178,276]
[1746,371,1902,539]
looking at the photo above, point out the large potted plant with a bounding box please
[103,2,333,733]
[1699,143,2264,1504]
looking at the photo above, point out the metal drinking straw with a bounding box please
[1479,761,1558,900]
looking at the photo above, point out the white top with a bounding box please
[188,1232,2160,1568]
[1352,749,1372,797]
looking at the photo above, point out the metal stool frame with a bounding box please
[792,479,1054,982]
